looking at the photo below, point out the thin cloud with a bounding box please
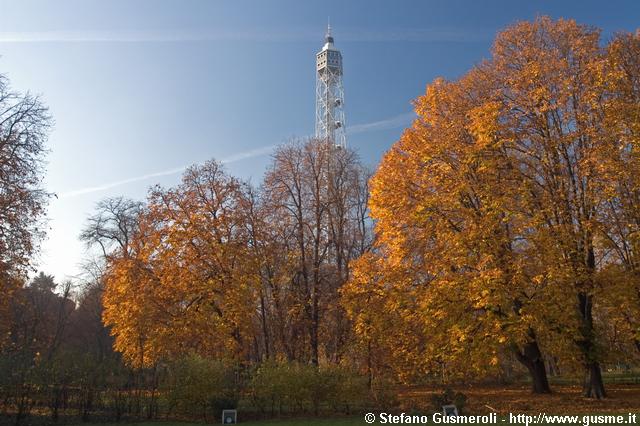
[58,111,413,199]
[60,166,187,198]
[0,28,488,44]
[349,111,415,134]
[0,29,302,43]
[59,144,276,199]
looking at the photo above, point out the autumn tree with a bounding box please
[101,161,256,366]
[80,197,144,359]
[345,18,640,398]
[0,73,51,344]
[241,185,301,361]
[595,31,640,357]
[261,139,372,365]
[344,68,560,393]
[487,17,613,398]
[342,252,431,385]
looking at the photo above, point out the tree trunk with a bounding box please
[583,361,606,399]
[366,340,373,389]
[310,285,319,367]
[512,336,552,394]
[259,291,270,360]
[527,354,552,394]
[577,289,606,399]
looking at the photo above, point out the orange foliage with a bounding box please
[103,161,255,367]
[344,17,640,397]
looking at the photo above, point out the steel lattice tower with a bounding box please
[315,24,346,148]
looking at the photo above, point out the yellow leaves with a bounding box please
[102,161,256,367]
[348,16,640,383]
[467,101,502,148]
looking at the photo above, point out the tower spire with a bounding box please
[325,18,334,46]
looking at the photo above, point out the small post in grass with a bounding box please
[442,405,459,417]
[222,409,237,424]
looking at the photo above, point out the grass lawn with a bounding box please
[65,383,640,425]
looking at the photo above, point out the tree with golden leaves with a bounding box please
[346,17,640,398]
[102,161,255,367]
[345,67,562,393]
[595,31,640,358]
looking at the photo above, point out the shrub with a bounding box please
[320,365,370,414]
[369,375,400,411]
[247,361,370,416]
[162,355,238,422]
[248,361,310,415]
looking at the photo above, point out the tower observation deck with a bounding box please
[315,24,346,148]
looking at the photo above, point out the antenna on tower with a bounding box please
[325,17,333,45]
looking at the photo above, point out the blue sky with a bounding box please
[0,0,638,282]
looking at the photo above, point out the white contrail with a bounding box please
[60,166,188,198]
[349,111,415,134]
[59,111,414,199]
[59,144,277,199]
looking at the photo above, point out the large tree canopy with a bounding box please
[344,18,640,398]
